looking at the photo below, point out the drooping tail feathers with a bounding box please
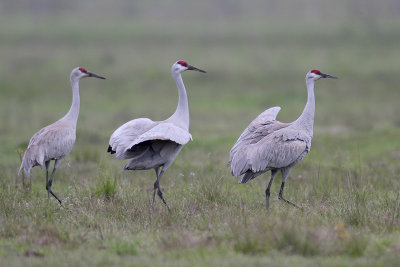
[18,157,32,177]
[18,147,43,177]
[238,171,261,184]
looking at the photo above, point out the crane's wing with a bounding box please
[230,128,311,180]
[228,107,286,166]
[121,122,192,160]
[250,106,282,126]
[108,118,157,159]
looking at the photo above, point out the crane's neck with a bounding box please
[60,76,80,127]
[293,78,315,136]
[168,72,189,131]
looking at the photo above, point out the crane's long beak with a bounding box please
[88,72,106,79]
[187,64,206,73]
[321,73,338,79]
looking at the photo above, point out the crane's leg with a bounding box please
[265,169,278,210]
[152,167,160,209]
[278,168,298,208]
[156,170,170,212]
[46,159,62,205]
[152,167,170,212]
[45,161,50,199]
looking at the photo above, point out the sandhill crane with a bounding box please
[228,69,337,209]
[107,60,206,210]
[19,67,105,204]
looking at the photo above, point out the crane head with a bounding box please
[172,60,206,74]
[307,69,338,81]
[70,67,106,80]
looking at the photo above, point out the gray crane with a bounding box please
[228,69,337,209]
[107,60,206,210]
[18,67,105,204]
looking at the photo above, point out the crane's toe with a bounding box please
[278,195,298,208]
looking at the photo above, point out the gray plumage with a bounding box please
[228,69,337,209]
[107,60,205,210]
[18,67,105,204]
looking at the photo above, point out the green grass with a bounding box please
[1,1,400,266]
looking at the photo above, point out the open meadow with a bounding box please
[1,1,400,266]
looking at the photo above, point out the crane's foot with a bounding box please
[46,182,62,205]
[151,179,170,212]
[278,181,299,208]
[278,195,298,208]
[50,190,62,205]
[157,189,171,212]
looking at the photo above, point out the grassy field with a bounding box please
[1,1,400,266]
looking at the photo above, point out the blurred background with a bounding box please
[0,0,399,168]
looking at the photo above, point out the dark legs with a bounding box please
[265,168,298,209]
[265,170,278,210]
[45,161,50,199]
[278,168,298,208]
[45,160,62,205]
[152,167,170,211]
[278,182,297,207]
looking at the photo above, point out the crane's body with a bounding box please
[107,60,205,210]
[19,67,105,204]
[20,121,76,174]
[109,119,191,170]
[228,69,337,209]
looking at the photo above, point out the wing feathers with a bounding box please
[228,106,285,168]
[108,118,155,159]
[230,127,311,181]
[108,119,192,160]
